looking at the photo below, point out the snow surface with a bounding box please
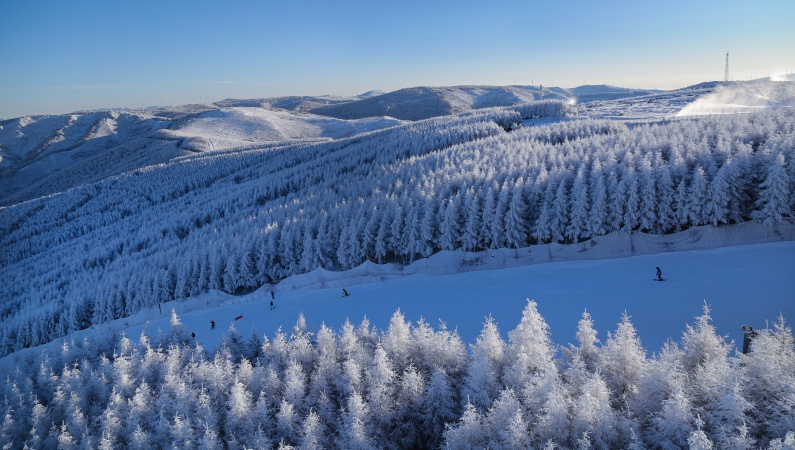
[24,222,791,365]
[167,107,404,151]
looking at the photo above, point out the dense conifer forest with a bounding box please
[1,303,793,449]
[1,101,794,449]
[2,104,792,356]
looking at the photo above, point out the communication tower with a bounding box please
[724,52,730,82]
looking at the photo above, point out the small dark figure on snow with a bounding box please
[271,291,275,300]
[191,332,195,339]
[343,288,349,297]
[210,320,216,330]
[656,267,663,281]
[270,300,274,310]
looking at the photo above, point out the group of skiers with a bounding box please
[199,264,664,334]
[203,287,351,330]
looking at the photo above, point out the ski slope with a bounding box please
[112,239,795,358]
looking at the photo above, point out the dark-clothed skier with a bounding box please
[656,267,663,281]
[210,320,216,330]
[343,288,349,297]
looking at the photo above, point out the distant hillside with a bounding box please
[3,80,790,206]
[0,107,403,206]
[569,84,661,102]
[0,111,175,206]
[216,95,354,112]
[311,85,568,121]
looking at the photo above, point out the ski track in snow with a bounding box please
[116,240,795,357]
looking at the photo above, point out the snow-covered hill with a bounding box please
[0,107,403,206]
[310,85,565,121]
[5,80,792,206]
[161,107,404,152]
[0,111,174,205]
[215,94,355,112]
[1,80,794,449]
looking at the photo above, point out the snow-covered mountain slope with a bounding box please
[0,107,403,206]
[569,84,661,101]
[163,107,404,151]
[2,104,793,356]
[216,95,355,112]
[5,80,790,206]
[311,85,566,121]
[27,224,789,361]
[0,111,174,206]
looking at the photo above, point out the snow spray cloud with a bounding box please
[677,80,795,117]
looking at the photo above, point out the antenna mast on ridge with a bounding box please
[724,52,730,82]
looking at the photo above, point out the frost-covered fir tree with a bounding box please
[599,313,645,405]
[588,160,609,237]
[461,316,506,411]
[755,152,791,224]
[688,166,709,226]
[506,181,528,248]
[568,169,590,242]
[741,314,795,443]
[442,401,487,449]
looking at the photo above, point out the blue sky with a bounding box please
[1,0,793,119]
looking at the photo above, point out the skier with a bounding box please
[271,291,275,300]
[656,267,663,281]
[210,320,216,330]
[191,332,195,339]
[342,288,349,297]
[270,300,275,310]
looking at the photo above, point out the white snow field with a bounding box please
[166,106,404,151]
[80,224,793,358]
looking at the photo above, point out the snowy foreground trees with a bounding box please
[2,302,793,449]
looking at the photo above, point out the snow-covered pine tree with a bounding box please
[688,166,709,226]
[533,178,555,244]
[588,159,609,237]
[741,314,795,443]
[336,391,375,450]
[439,196,463,251]
[442,401,487,449]
[462,187,483,252]
[461,316,506,411]
[656,164,677,233]
[423,368,460,448]
[550,175,570,242]
[754,152,791,225]
[639,154,658,232]
[505,180,528,248]
[568,168,590,242]
[599,313,646,407]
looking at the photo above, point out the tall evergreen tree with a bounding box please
[755,152,791,225]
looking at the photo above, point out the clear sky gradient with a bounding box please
[1,0,793,119]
